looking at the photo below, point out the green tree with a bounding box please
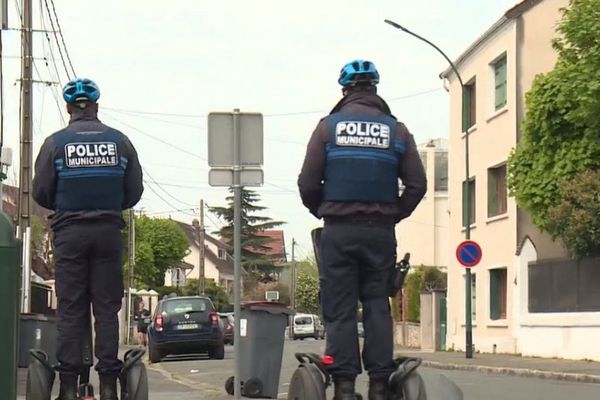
[546,170,600,257]
[508,0,600,256]
[30,215,46,257]
[124,216,190,288]
[294,260,320,314]
[209,188,284,279]
[154,279,231,311]
[404,267,447,323]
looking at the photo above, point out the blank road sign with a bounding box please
[208,168,264,187]
[208,112,263,167]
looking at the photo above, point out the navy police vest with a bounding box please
[53,129,128,211]
[323,113,404,203]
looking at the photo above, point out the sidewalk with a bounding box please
[395,347,600,384]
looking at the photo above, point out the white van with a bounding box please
[292,313,325,340]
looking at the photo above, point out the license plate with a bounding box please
[177,324,198,330]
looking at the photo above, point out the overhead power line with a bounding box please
[102,87,443,119]
[43,0,72,80]
[99,111,207,161]
[142,167,197,207]
[48,0,76,77]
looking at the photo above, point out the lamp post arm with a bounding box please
[384,19,464,88]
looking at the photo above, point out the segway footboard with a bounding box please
[26,350,55,400]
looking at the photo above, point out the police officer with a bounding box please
[298,60,426,400]
[32,78,143,400]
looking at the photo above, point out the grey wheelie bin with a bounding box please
[18,313,58,367]
[232,301,292,398]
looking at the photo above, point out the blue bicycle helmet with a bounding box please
[62,78,100,104]
[338,60,380,87]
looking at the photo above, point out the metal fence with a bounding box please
[528,257,600,313]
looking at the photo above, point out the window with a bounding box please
[462,178,476,227]
[488,164,507,217]
[493,56,507,110]
[434,152,448,191]
[490,268,507,320]
[218,248,227,260]
[463,79,476,129]
[170,268,186,287]
[163,298,210,314]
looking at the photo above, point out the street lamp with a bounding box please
[385,19,474,358]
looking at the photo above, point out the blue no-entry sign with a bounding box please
[456,240,482,267]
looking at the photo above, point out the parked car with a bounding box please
[147,295,225,363]
[219,312,235,345]
[292,313,325,340]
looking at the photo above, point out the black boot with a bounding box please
[99,374,119,400]
[57,373,78,400]
[368,378,389,400]
[334,378,358,400]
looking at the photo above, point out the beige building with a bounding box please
[441,0,600,360]
[396,138,449,269]
[164,220,234,294]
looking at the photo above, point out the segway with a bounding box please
[287,353,363,400]
[26,311,149,400]
[287,229,427,399]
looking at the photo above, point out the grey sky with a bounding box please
[1,0,518,258]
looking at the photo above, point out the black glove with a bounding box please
[389,253,411,297]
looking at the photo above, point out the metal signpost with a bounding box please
[208,109,263,399]
[385,19,477,359]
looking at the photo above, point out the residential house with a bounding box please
[220,229,288,280]
[441,0,600,361]
[396,138,449,269]
[164,220,235,295]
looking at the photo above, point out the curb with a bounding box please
[420,360,600,384]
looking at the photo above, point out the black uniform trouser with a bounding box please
[53,221,124,375]
[319,220,397,380]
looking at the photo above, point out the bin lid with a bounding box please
[242,301,293,315]
[0,211,17,247]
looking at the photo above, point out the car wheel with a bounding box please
[148,340,162,364]
[209,343,225,360]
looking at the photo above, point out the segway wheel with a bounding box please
[288,364,326,400]
[242,377,263,398]
[225,376,234,395]
[121,349,149,400]
[26,350,55,400]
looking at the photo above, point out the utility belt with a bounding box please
[323,214,394,228]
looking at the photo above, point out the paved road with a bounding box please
[17,339,600,399]
[152,339,600,399]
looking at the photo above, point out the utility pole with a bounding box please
[198,199,205,295]
[192,203,206,296]
[18,0,32,313]
[126,209,135,345]
[289,238,296,338]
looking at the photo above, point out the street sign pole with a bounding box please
[384,19,475,359]
[207,109,263,399]
[232,109,242,400]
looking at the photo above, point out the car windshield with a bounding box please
[163,298,210,314]
[295,316,313,325]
